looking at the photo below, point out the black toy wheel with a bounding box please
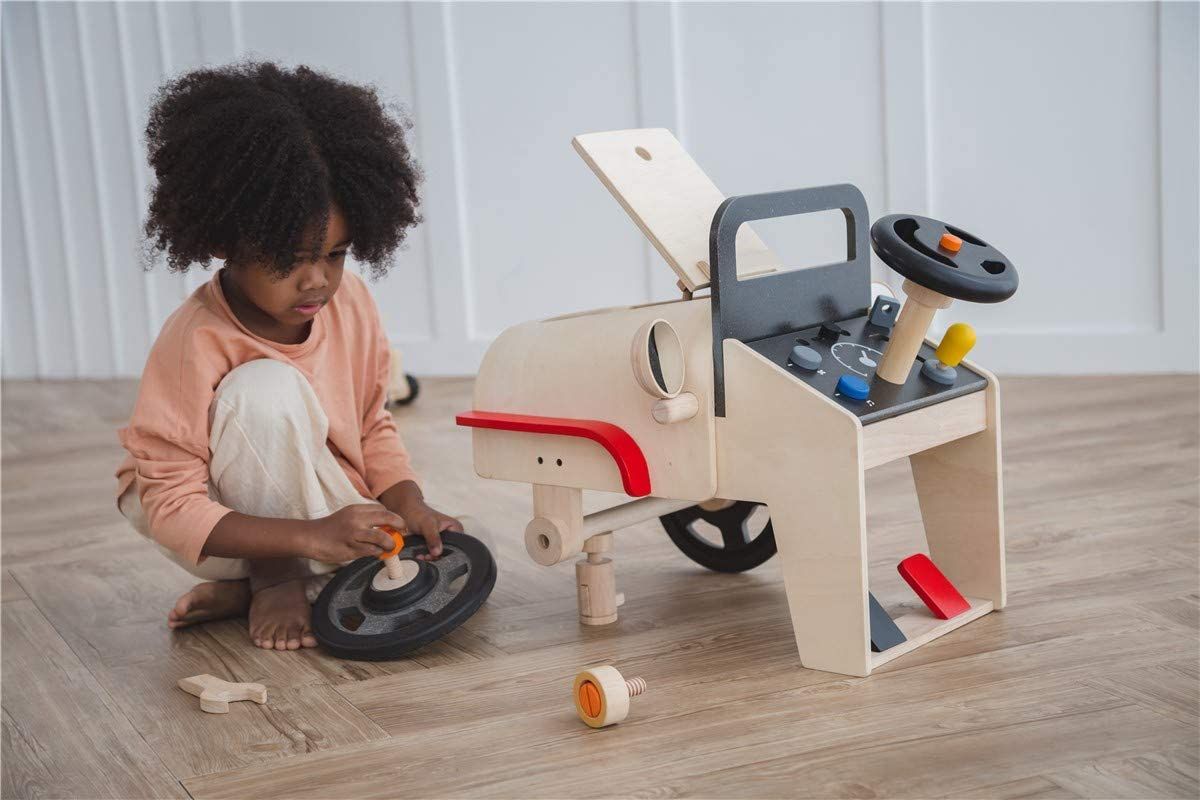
[870,214,1018,303]
[388,374,420,407]
[312,530,496,660]
[659,501,776,572]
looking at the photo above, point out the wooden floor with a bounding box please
[2,375,1197,799]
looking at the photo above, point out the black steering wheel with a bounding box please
[870,214,1018,303]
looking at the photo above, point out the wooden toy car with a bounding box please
[458,129,1013,677]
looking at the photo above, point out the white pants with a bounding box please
[118,359,376,585]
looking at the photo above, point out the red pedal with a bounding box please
[898,554,970,619]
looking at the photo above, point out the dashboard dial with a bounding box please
[831,342,883,377]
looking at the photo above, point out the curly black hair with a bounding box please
[142,61,421,278]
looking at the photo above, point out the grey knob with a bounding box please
[790,345,822,371]
[921,358,957,385]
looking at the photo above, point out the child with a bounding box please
[115,62,459,651]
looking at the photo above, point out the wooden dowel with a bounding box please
[527,493,714,566]
[582,497,694,537]
[876,280,952,384]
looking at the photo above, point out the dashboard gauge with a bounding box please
[831,342,883,377]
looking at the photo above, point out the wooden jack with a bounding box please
[523,485,687,625]
[573,665,646,728]
[177,674,267,714]
[576,533,624,625]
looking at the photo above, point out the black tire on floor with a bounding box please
[659,501,777,573]
[311,530,496,661]
[389,374,420,407]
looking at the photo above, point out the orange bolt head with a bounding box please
[939,232,963,253]
[578,680,602,718]
[377,526,405,559]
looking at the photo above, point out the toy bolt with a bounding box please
[378,526,406,579]
[573,664,646,728]
[372,526,419,589]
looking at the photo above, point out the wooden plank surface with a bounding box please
[2,570,27,602]
[9,549,395,780]
[1048,745,1199,799]
[2,375,1198,799]
[1084,659,1200,726]
[183,577,1198,798]
[2,600,186,799]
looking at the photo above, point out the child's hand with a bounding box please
[304,504,409,563]
[376,480,461,561]
[400,502,462,561]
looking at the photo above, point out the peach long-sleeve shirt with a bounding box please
[115,269,419,566]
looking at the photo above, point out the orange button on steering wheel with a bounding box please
[939,232,963,253]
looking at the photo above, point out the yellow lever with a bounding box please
[934,323,976,367]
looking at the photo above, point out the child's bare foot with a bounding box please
[248,578,317,650]
[168,580,251,629]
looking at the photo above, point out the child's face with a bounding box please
[227,208,350,330]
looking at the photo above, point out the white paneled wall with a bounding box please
[2,1,1196,379]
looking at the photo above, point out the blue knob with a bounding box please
[836,374,870,401]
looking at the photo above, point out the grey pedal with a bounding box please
[869,592,907,652]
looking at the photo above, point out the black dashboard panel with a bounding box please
[746,314,987,425]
